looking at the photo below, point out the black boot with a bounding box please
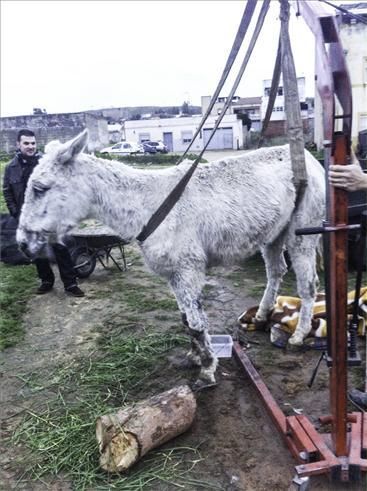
[65,285,85,297]
[36,282,54,294]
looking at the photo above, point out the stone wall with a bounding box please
[0,112,109,154]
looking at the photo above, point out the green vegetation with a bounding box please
[11,332,221,491]
[1,159,9,213]
[114,283,178,313]
[0,264,37,349]
[0,152,11,162]
[1,158,38,349]
[305,142,324,161]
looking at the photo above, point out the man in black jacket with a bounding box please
[3,129,85,297]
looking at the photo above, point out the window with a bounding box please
[265,87,283,96]
[181,131,193,144]
[272,106,284,112]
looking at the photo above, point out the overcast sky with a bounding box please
[1,0,340,117]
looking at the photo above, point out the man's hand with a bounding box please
[328,164,367,192]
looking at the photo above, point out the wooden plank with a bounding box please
[297,415,340,467]
[348,412,367,473]
[349,412,362,468]
[286,416,318,459]
[295,459,333,478]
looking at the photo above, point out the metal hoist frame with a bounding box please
[233,0,367,485]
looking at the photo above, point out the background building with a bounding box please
[261,76,312,139]
[124,113,245,152]
[314,2,367,150]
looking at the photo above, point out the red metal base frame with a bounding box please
[233,341,367,482]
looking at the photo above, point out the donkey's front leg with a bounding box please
[170,271,218,389]
[181,312,202,367]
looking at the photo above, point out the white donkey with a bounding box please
[17,130,325,389]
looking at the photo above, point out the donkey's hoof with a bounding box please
[288,334,304,347]
[191,379,217,392]
[287,336,304,352]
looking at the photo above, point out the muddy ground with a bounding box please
[0,244,366,491]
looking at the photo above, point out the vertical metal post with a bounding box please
[328,133,349,456]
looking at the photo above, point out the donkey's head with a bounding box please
[17,130,91,257]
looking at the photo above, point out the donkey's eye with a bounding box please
[33,183,50,196]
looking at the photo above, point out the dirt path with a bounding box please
[1,247,366,491]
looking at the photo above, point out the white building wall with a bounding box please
[314,11,367,149]
[201,95,238,116]
[124,114,244,151]
[339,19,367,145]
[261,77,307,122]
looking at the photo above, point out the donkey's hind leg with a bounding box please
[286,239,319,346]
[255,236,288,325]
[170,271,217,388]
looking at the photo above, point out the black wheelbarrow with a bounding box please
[68,233,128,278]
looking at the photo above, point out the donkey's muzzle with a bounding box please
[18,241,33,259]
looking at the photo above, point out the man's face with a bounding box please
[18,135,37,157]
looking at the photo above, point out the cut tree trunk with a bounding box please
[96,384,197,472]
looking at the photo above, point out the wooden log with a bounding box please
[96,385,197,472]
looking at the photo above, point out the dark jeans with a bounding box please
[35,244,76,289]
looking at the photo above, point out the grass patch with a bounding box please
[114,280,178,313]
[0,160,37,350]
[0,263,37,349]
[1,159,9,213]
[10,331,216,491]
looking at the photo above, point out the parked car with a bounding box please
[100,141,144,155]
[141,142,158,154]
[146,141,168,153]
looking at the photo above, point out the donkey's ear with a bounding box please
[58,130,89,164]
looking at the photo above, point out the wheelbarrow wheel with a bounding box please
[70,247,96,278]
